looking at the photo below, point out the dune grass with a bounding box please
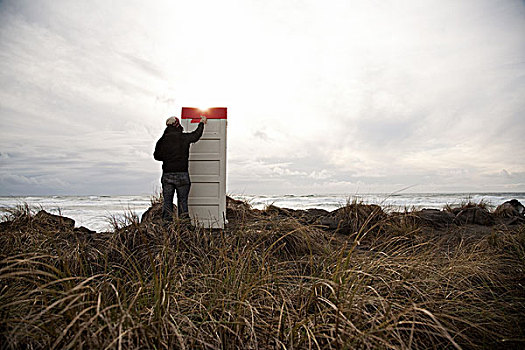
[0,201,524,349]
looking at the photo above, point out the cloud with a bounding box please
[308,170,331,180]
[1,0,524,195]
[0,173,70,194]
[253,130,270,141]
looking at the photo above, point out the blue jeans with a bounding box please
[161,172,191,221]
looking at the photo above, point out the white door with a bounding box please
[181,108,227,228]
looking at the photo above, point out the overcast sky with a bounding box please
[1,0,524,196]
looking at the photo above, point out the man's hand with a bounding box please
[200,115,208,124]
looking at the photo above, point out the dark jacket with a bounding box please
[153,122,204,172]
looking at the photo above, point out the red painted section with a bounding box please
[181,107,227,123]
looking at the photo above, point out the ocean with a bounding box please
[1,193,524,232]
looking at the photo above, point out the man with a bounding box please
[154,115,207,222]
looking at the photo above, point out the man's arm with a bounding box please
[153,137,165,161]
[187,118,206,143]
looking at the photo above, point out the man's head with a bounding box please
[166,116,181,128]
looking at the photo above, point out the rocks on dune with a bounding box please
[0,209,95,234]
[319,203,385,235]
[494,199,525,218]
[262,205,294,217]
[421,199,525,227]
[73,226,97,235]
[245,201,385,235]
[228,198,524,233]
[34,210,75,230]
[291,208,331,224]
[227,196,258,221]
[140,202,164,224]
[494,199,525,225]
[262,205,329,223]
[227,196,250,209]
[450,206,496,226]
[411,209,455,229]
[304,208,331,217]
[4,197,522,236]
[33,210,95,235]
[243,199,525,231]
